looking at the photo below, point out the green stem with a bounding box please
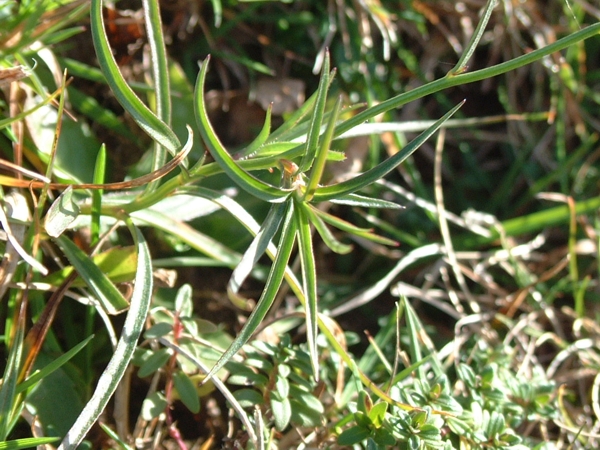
[336,23,600,137]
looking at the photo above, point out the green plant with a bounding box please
[0,0,599,448]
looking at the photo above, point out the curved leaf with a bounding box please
[90,0,180,154]
[193,57,291,203]
[58,222,153,450]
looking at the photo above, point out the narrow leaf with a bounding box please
[59,222,153,450]
[0,437,60,450]
[206,202,297,379]
[54,235,130,314]
[310,206,397,247]
[329,193,403,209]
[299,52,330,173]
[449,0,498,76]
[228,202,287,310]
[303,205,352,255]
[304,95,342,201]
[295,202,319,376]
[91,144,106,246]
[90,0,180,154]
[238,105,272,159]
[17,335,94,394]
[312,101,464,202]
[0,325,24,440]
[193,57,290,202]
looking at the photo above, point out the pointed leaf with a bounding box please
[238,105,272,159]
[90,0,180,154]
[299,52,330,173]
[17,335,94,395]
[295,202,319,375]
[0,325,24,440]
[303,205,352,254]
[206,202,297,379]
[228,202,287,309]
[310,206,397,247]
[304,95,342,201]
[312,102,464,202]
[329,193,403,209]
[59,222,153,450]
[193,57,290,202]
[0,437,60,449]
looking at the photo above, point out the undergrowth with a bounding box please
[0,0,599,449]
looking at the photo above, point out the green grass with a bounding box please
[0,0,599,448]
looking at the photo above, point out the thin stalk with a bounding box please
[335,23,600,137]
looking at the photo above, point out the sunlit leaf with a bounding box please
[193,56,291,203]
[206,202,297,380]
[42,246,137,287]
[141,392,168,421]
[295,202,318,376]
[90,0,180,154]
[299,51,330,173]
[270,396,292,431]
[312,102,464,202]
[227,202,286,310]
[59,222,153,450]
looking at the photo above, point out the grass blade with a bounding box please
[0,324,24,440]
[16,335,94,395]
